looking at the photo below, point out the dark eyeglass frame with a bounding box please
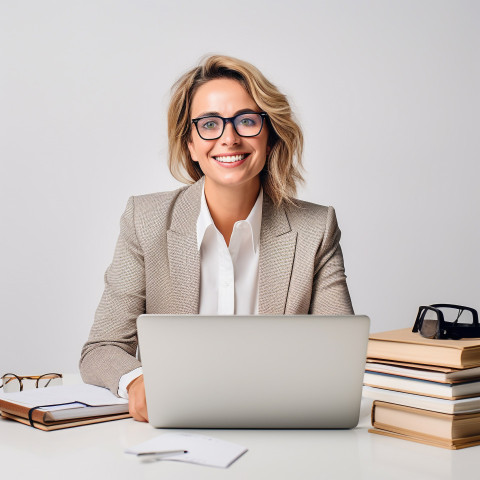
[0,373,63,392]
[191,112,268,140]
[412,304,480,339]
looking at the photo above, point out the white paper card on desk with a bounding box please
[125,433,248,468]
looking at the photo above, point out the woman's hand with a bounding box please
[127,374,149,422]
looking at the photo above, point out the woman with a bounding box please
[80,55,354,422]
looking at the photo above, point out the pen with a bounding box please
[137,450,188,457]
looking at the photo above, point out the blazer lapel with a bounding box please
[258,196,298,314]
[167,178,203,314]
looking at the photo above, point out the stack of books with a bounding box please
[364,328,480,449]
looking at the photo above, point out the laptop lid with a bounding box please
[137,314,370,429]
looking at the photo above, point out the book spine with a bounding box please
[364,382,479,400]
[368,341,464,367]
[364,387,455,413]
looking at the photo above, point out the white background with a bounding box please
[1,0,478,374]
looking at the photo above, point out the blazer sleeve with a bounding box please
[79,197,145,395]
[309,206,354,315]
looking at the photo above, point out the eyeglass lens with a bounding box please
[37,373,63,388]
[439,307,473,324]
[1,374,22,393]
[196,113,263,139]
[419,309,440,338]
[419,306,475,339]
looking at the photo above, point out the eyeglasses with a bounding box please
[191,112,268,140]
[412,304,480,339]
[0,373,63,393]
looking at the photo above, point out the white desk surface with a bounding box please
[1,374,478,480]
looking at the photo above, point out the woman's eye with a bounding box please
[201,120,218,130]
[237,115,260,127]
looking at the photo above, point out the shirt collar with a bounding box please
[196,185,263,252]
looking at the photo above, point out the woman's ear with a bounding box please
[187,140,198,162]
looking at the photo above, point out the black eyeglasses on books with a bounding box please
[412,304,480,340]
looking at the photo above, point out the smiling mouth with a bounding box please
[213,153,250,163]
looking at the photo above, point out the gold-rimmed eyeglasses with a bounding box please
[0,373,63,393]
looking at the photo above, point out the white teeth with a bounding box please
[214,154,247,163]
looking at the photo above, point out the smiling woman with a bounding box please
[168,55,304,208]
[79,55,354,422]
[186,78,271,242]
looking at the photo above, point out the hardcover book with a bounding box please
[365,360,480,384]
[370,400,480,450]
[363,372,480,399]
[363,386,480,414]
[367,328,480,368]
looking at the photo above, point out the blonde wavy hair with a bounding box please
[168,55,304,206]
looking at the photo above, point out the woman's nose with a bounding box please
[220,120,240,145]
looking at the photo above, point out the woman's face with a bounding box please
[188,78,270,192]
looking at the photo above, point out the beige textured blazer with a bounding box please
[80,178,354,394]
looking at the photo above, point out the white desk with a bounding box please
[1,375,478,480]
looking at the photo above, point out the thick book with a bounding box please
[365,360,480,384]
[0,383,130,430]
[363,386,480,414]
[370,400,480,450]
[367,328,480,368]
[369,427,480,450]
[363,372,480,399]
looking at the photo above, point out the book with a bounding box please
[369,427,480,450]
[363,372,480,399]
[365,360,480,384]
[370,400,480,450]
[363,386,480,414]
[0,383,130,430]
[367,328,480,368]
[1,411,131,431]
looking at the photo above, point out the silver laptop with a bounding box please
[137,314,370,429]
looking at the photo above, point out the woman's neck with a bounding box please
[204,177,261,246]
